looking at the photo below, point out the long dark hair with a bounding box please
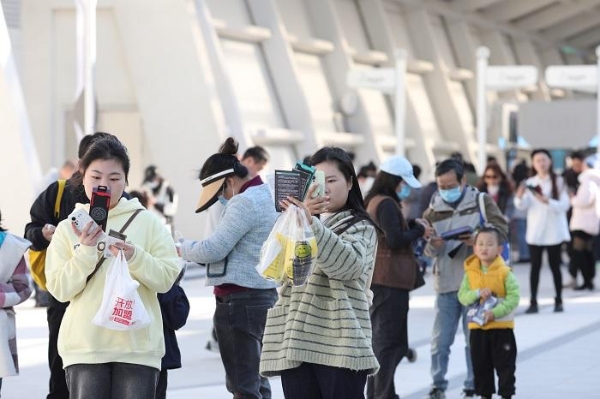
[364,171,403,205]
[309,147,376,228]
[531,148,559,200]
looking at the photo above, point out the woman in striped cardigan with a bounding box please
[260,147,379,399]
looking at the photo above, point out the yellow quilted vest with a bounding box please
[465,256,514,330]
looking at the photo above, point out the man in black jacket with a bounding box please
[24,132,118,399]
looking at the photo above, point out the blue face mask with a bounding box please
[217,195,228,206]
[397,185,411,201]
[439,186,463,203]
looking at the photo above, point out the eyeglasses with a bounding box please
[484,175,499,179]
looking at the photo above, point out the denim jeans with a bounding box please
[65,362,159,399]
[510,218,529,261]
[214,288,278,399]
[430,291,474,392]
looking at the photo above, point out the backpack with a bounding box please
[478,192,511,264]
[29,179,66,290]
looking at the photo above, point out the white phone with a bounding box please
[68,209,100,234]
[311,170,325,198]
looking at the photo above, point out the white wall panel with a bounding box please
[405,73,442,142]
[293,52,337,132]
[206,0,251,25]
[278,0,314,39]
[219,39,285,129]
[335,0,371,53]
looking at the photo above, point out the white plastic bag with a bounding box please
[256,205,318,286]
[92,250,151,330]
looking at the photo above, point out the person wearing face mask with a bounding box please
[476,164,515,220]
[422,159,508,399]
[178,137,278,399]
[363,155,433,399]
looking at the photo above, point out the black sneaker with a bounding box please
[554,303,564,312]
[462,389,475,398]
[424,387,446,399]
[525,302,538,314]
[406,347,417,363]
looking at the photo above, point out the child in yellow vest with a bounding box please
[458,226,520,399]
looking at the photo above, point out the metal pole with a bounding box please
[394,49,407,156]
[84,0,97,135]
[597,46,600,155]
[476,46,490,175]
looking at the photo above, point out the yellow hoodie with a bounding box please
[46,198,180,370]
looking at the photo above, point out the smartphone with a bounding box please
[440,226,474,241]
[526,185,542,195]
[311,170,325,198]
[90,186,111,231]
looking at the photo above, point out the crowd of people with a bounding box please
[2,132,598,399]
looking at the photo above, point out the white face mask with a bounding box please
[146,180,159,190]
[487,184,500,196]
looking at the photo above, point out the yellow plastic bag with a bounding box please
[257,205,318,286]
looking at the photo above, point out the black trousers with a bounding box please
[366,285,409,399]
[155,369,168,399]
[281,362,368,399]
[571,231,596,287]
[47,295,69,399]
[528,244,563,303]
[470,329,517,398]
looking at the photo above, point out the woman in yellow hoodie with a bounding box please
[46,136,180,399]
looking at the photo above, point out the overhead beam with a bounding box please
[567,25,600,48]
[481,0,558,23]
[542,10,600,41]
[514,0,600,31]
[393,0,555,47]
[454,0,504,12]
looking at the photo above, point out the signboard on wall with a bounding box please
[518,100,596,149]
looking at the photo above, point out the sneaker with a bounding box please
[554,303,564,312]
[525,302,538,314]
[406,347,417,363]
[205,337,220,353]
[462,389,475,398]
[424,387,445,399]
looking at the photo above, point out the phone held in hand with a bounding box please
[526,184,542,195]
[90,186,111,231]
[440,226,474,241]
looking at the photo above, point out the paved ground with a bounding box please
[3,261,600,399]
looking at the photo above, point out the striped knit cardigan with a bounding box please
[260,210,380,376]
[0,233,33,377]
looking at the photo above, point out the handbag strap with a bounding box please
[86,209,143,283]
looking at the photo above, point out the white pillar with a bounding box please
[476,46,490,175]
[394,49,407,156]
[597,46,600,155]
[83,0,96,136]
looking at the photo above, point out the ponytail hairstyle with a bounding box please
[200,137,249,182]
[195,137,249,212]
[530,148,559,200]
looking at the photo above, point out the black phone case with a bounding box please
[90,186,110,231]
[441,226,474,240]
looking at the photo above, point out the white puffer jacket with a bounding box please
[570,168,600,235]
